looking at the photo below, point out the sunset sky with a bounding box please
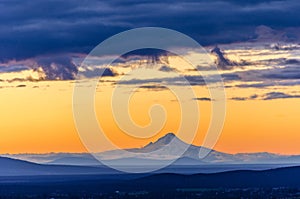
[1,45,300,155]
[0,0,300,155]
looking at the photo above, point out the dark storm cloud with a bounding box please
[1,0,300,61]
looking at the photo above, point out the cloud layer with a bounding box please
[1,0,300,60]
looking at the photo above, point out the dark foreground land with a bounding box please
[1,166,300,198]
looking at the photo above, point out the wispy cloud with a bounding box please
[230,92,300,101]
[263,92,300,100]
[230,94,259,101]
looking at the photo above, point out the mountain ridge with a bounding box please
[0,156,121,176]
[3,133,300,166]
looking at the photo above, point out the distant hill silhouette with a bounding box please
[0,156,120,176]
[0,166,300,196]
[135,166,300,189]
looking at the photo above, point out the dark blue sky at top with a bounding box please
[0,0,299,61]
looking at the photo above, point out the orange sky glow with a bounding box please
[0,79,299,155]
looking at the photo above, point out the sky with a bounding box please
[0,0,300,154]
[1,0,300,61]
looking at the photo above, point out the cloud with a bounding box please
[16,84,26,88]
[121,49,169,59]
[284,59,300,65]
[0,65,29,73]
[193,97,211,101]
[36,56,78,80]
[231,92,300,101]
[7,77,41,83]
[159,65,177,72]
[262,66,300,80]
[1,0,300,61]
[221,74,241,81]
[231,61,300,89]
[236,80,300,88]
[139,85,167,91]
[230,94,258,101]
[80,68,116,78]
[115,72,239,88]
[230,97,248,101]
[211,46,237,70]
[0,54,81,80]
[262,92,300,100]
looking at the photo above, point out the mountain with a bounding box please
[142,133,179,151]
[1,153,101,165]
[0,155,285,176]
[3,133,300,166]
[98,133,300,165]
[47,156,102,166]
[96,133,244,164]
[0,156,120,176]
[135,166,300,189]
[1,132,299,176]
